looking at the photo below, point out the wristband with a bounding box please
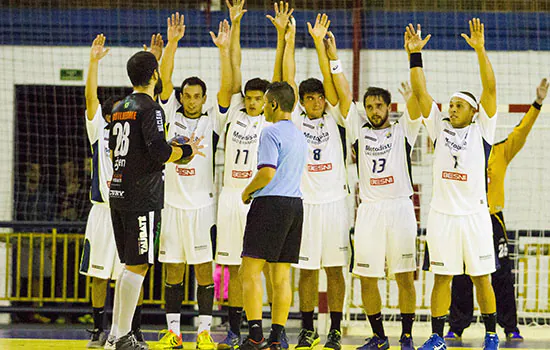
[533,101,542,110]
[330,60,343,74]
[178,144,193,160]
[409,52,423,69]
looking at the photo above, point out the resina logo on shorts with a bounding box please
[138,216,148,255]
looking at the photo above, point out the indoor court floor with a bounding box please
[0,323,548,349]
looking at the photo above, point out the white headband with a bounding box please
[450,92,477,110]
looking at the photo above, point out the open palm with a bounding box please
[167,12,185,42]
[90,34,109,61]
[404,24,431,53]
[461,18,485,50]
[226,0,247,23]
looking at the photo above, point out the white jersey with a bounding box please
[160,90,226,210]
[425,101,497,215]
[222,94,271,189]
[85,105,112,207]
[292,103,348,204]
[346,103,422,202]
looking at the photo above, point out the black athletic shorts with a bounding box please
[111,208,161,266]
[241,196,303,263]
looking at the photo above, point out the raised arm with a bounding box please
[227,0,247,94]
[160,13,185,101]
[282,18,298,105]
[85,34,109,120]
[461,18,496,117]
[143,33,164,62]
[405,24,433,117]
[324,31,352,117]
[398,81,422,120]
[308,14,338,106]
[210,20,233,108]
[267,1,293,82]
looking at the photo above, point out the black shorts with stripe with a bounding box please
[111,208,161,266]
[241,196,303,263]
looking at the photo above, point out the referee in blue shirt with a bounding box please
[239,82,307,350]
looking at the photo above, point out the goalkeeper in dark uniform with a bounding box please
[445,78,548,342]
[108,51,204,350]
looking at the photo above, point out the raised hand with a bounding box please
[536,78,549,104]
[285,16,296,42]
[461,18,485,51]
[266,1,294,34]
[167,12,185,42]
[324,31,338,60]
[187,133,206,158]
[90,34,109,62]
[308,13,330,43]
[143,33,164,61]
[210,20,232,50]
[405,24,431,53]
[226,0,247,23]
[398,81,413,102]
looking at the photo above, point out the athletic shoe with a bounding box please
[506,331,523,341]
[157,330,183,349]
[399,334,414,350]
[133,328,149,349]
[323,329,342,350]
[418,334,446,350]
[87,328,108,348]
[104,334,116,350]
[443,331,461,341]
[197,330,216,350]
[218,330,241,350]
[295,329,320,350]
[356,335,389,350]
[482,333,499,350]
[115,333,148,350]
[280,329,289,350]
[240,337,269,350]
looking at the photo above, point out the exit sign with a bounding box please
[60,69,83,81]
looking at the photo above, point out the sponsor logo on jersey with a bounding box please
[232,170,253,179]
[299,256,310,261]
[302,122,315,129]
[431,261,444,266]
[106,180,111,188]
[303,131,330,145]
[307,163,333,172]
[155,110,164,131]
[114,159,126,171]
[364,135,377,142]
[364,143,392,156]
[232,130,258,145]
[138,216,148,255]
[370,176,395,186]
[479,254,493,260]
[444,136,467,151]
[110,189,125,198]
[236,120,247,128]
[176,167,196,176]
[91,264,104,270]
[112,111,136,121]
[357,263,370,268]
[175,121,186,130]
[217,252,229,257]
[444,128,456,136]
[111,174,122,183]
[442,171,468,181]
[195,245,207,251]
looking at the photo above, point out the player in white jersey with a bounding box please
[406,20,500,350]
[156,14,232,349]
[215,1,273,349]
[280,13,349,350]
[347,83,421,350]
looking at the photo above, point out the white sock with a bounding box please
[198,315,212,334]
[167,313,181,335]
[110,270,124,338]
[115,269,145,339]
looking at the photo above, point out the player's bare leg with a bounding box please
[430,274,453,338]
[268,262,292,346]
[395,271,416,347]
[359,276,388,347]
[240,257,267,343]
[471,274,498,337]
[324,267,344,350]
[88,277,108,347]
[195,262,215,349]
[296,269,320,350]
[218,265,243,350]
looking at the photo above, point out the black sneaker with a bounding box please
[115,333,147,350]
[323,330,342,350]
[86,328,107,348]
[132,328,149,349]
[295,329,320,350]
[240,337,269,350]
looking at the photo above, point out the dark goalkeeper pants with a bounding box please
[448,211,520,335]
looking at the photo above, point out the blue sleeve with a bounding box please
[257,127,279,169]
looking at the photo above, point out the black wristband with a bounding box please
[409,52,423,69]
[178,144,193,159]
[533,101,542,110]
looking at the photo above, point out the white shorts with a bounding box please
[353,198,417,278]
[79,204,124,280]
[426,209,496,276]
[159,203,215,264]
[293,197,350,270]
[215,188,249,265]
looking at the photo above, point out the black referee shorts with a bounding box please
[111,208,161,266]
[241,196,303,263]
